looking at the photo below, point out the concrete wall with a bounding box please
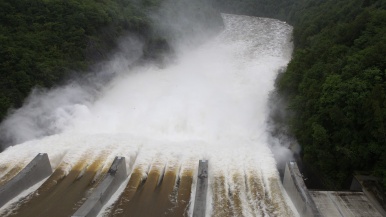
[351,175,386,216]
[349,176,362,191]
[72,156,127,217]
[283,162,321,217]
[309,191,383,217]
[0,153,52,207]
[193,160,209,217]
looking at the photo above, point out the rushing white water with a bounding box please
[0,14,296,216]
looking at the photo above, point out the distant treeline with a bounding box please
[214,0,386,189]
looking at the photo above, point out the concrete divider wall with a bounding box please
[349,176,362,192]
[283,162,321,217]
[193,160,209,217]
[72,156,127,217]
[0,153,52,208]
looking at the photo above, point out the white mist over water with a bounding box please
[65,15,292,143]
[0,14,296,216]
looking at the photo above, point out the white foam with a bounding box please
[0,14,296,216]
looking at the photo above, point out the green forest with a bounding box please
[214,0,386,188]
[278,0,386,189]
[0,0,158,123]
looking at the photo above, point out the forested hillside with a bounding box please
[276,0,386,188]
[214,0,386,189]
[0,0,155,122]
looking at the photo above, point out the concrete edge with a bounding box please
[283,161,321,217]
[193,160,209,217]
[72,156,127,217]
[0,153,52,208]
[352,175,386,216]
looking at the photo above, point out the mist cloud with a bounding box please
[0,36,144,148]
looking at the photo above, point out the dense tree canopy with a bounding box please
[0,0,153,122]
[276,0,386,188]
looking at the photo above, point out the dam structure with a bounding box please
[283,162,385,217]
[1,155,384,217]
[1,14,297,217]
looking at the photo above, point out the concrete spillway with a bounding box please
[0,153,52,208]
[5,158,106,217]
[0,152,198,216]
[108,157,193,217]
[0,150,296,217]
[1,153,385,217]
[193,160,209,217]
[73,156,127,217]
[283,162,385,217]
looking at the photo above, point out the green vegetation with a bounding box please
[0,0,154,122]
[214,0,386,188]
[276,0,386,188]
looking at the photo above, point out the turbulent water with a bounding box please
[0,14,296,216]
